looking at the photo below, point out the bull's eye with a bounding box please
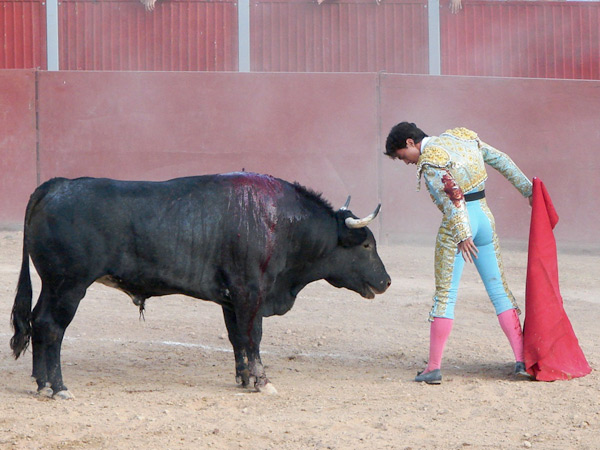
[363,243,371,249]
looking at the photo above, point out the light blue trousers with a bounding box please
[429,198,519,321]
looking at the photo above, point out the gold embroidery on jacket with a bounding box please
[416,146,451,191]
[417,131,487,194]
[444,127,478,141]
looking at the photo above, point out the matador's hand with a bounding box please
[458,237,478,263]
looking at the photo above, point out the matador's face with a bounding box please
[392,139,420,165]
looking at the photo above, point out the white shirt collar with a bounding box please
[419,136,431,153]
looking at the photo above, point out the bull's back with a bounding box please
[26,177,226,279]
[24,174,312,297]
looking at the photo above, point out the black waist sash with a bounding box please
[464,190,485,202]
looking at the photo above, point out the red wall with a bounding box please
[36,71,381,223]
[0,70,38,224]
[3,0,599,81]
[2,70,598,248]
[251,0,428,74]
[0,0,46,69]
[442,1,600,80]
[59,0,238,71]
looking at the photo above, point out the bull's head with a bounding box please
[325,197,391,299]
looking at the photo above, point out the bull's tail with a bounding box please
[10,181,55,359]
[10,238,33,359]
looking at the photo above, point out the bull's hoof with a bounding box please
[36,385,53,399]
[236,369,251,387]
[257,382,278,395]
[53,390,75,400]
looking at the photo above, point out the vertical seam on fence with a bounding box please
[35,70,41,186]
[376,71,383,243]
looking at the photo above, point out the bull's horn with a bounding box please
[345,204,381,229]
[339,196,351,211]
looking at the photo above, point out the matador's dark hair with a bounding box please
[384,122,428,158]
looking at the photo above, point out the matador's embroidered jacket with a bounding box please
[416,127,532,243]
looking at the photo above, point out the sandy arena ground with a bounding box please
[0,230,598,449]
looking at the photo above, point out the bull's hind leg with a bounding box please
[31,283,86,399]
[31,290,52,397]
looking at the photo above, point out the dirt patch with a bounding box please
[0,231,598,449]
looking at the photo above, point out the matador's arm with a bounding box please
[478,140,533,198]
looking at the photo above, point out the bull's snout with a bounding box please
[371,273,391,295]
[380,275,392,293]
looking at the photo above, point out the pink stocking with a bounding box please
[426,317,453,372]
[497,309,524,362]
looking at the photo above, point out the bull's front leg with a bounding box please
[245,315,277,394]
[222,306,250,387]
[227,299,277,395]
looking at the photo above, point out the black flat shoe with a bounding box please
[414,369,442,384]
[514,361,533,379]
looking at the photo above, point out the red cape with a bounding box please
[523,178,591,381]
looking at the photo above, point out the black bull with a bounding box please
[11,172,391,397]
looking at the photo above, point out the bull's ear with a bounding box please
[336,210,367,247]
